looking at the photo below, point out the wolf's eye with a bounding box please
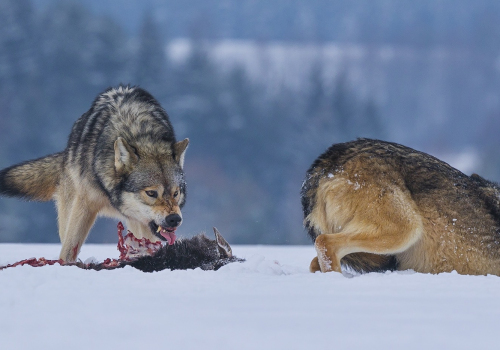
[145,190,158,198]
[173,190,179,198]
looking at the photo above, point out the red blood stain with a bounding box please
[72,244,79,261]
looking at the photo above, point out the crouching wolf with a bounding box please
[302,138,500,276]
[0,85,189,262]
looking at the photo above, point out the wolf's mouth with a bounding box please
[149,222,176,245]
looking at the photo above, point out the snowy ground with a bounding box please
[1,243,499,350]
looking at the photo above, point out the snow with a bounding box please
[1,243,500,349]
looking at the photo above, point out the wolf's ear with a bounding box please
[114,137,138,174]
[213,227,233,258]
[173,138,189,168]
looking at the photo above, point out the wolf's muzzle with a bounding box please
[164,213,182,228]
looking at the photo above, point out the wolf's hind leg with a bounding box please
[312,179,423,273]
[314,211,423,273]
[59,195,99,262]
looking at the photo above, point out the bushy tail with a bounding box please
[0,152,64,201]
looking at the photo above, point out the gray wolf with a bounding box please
[301,138,500,275]
[0,85,189,262]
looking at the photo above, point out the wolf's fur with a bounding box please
[0,86,189,262]
[301,138,500,275]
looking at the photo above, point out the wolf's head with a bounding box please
[113,136,189,243]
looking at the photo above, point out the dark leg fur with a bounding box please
[341,253,398,273]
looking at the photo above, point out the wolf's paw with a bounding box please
[314,235,342,273]
[310,256,321,273]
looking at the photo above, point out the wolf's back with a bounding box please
[0,152,64,201]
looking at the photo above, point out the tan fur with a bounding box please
[302,139,500,275]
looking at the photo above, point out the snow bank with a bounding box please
[1,244,499,350]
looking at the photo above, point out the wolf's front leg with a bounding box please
[59,195,99,262]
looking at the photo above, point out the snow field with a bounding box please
[1,243,499,350]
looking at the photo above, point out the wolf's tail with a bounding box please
[0,152,64,201]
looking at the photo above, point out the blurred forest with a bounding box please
[1,0,500,244]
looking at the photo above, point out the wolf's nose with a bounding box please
[165,214,182,228]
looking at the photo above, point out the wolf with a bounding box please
[0,85,189,262]
[301,138,500,276]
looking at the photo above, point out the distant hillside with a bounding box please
[34,0,500,47]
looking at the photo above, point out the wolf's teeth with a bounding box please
[156,226,162,233]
